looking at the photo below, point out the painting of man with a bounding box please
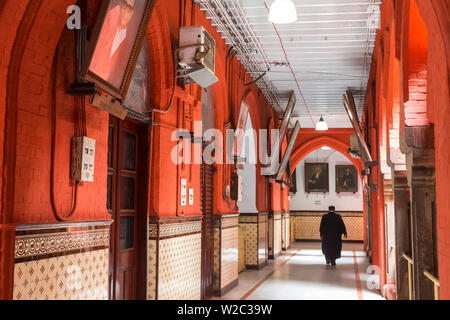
[87,0,148,92]
[305,163,329,193]
[336,165,358,193]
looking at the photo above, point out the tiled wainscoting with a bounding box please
[147,216,202,300]
[291,211,364,241]
[12,221,111,300]
[281,212,290,251]
[213,215,239,296]
[239,213,268,269]
[268,213,282,259]
[238,225,246,273]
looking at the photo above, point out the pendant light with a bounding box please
[268,0,298,24]
[316,116,329,131]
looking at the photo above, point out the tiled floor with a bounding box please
[215,242,385,300]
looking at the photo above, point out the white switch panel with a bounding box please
[181,179,187,206]
[71,136,96,182]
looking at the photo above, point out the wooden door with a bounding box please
[201,163,214,299]
[107,117,148,300]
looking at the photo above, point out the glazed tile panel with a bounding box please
[13,225,110,300]
[292,212,364,241]
[239,221,258,266]
[147,239,157,300]
[148,218,202,300]
[238,226,246,273]
[158,233,201,300]
[221,227,238,289]
[274,219,282,256]
[281,215,286,250]
[213,227,220,290]
[285,214,290,248]
[258,216,267,264]
[268,215,273,256]
[13,249,109,300]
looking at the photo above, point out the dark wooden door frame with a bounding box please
[108,116,149,300]
[201,163,214,300]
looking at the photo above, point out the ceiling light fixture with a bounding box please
[321,146,332,151]
[268,0,298,24]
[316,116,329,131]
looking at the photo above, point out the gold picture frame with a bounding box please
[336,165,358,193]
[305,163,329,193]
[81,0,156,100]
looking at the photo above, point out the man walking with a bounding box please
[320,206,347,266]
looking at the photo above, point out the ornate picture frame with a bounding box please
[305,163,329,193]
[81,0,156,100]
[336,165,358,193]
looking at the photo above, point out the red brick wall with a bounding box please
[365,0,450,298]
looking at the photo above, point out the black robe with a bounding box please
[320,212,347,260]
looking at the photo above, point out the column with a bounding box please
[402,126,437,300]
[392,170,410,300]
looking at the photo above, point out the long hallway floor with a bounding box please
[217,242,385,300]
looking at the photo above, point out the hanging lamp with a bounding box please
[316,116,329,131]
[268,0,298,24]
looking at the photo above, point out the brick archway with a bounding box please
[290,136,364,178]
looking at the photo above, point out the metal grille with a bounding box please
[195,0,284,114]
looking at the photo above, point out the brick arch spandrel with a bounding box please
[145,1,174,111]
[290,136,364,179]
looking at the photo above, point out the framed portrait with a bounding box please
[81,0,156,100]
[336,165,358,193]
[305,163,329,193]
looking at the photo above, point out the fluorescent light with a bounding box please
[316,116,329,131]
[268,0,298,24]
[321,146,332,151]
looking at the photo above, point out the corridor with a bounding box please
[0,0,449,302]
[217,242,384,301]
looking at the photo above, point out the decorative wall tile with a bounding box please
[239,216,258,224]
[258,218,267,264]
[159,221,202,238]
[13,249,109,300]
[238,226,246,273]
[213,227,221,290]
[285,214,290,248]
[274,219,282,256]
[158,234,201,300]
[148,218,202,301]
[147,240,157,300]
[15,229,109,260]
[242,224,258,265]
[221,227,238,289]
[292,212,364,241]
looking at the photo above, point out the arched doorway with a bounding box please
[290,147,365,243]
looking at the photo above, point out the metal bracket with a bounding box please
[67,82,96,96]
[176,65,205,86]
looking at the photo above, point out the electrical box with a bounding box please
[71,136,96,182]
[348,134,362,159]
[230,174,243,202]
[179,26,219,88]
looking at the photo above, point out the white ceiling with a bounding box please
[239,0,381,128]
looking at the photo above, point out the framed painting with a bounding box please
[305,163,329,193]
[81,0,156,100]
[336,165,358,193]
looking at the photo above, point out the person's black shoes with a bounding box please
[331,260,336,266]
